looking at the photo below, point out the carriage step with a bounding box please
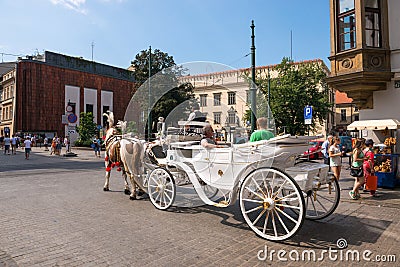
[214,200,229,207]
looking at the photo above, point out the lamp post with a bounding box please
[148,46,152,141]
[250,20,257,133]
[267,67,271,129]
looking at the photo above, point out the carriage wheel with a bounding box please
[239,167,305,241]
[148,168,176,210]
[303,178,340,220]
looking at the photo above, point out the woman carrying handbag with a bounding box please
[349,138,366,200]
[363,139,379,197]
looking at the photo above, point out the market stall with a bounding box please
[347,119,400,188]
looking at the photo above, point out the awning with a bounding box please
[347,119,400,130]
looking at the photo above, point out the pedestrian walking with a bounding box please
[92,138,101,157]
[24,137,32,160]
[322,135,333,166]
[11,134,17,155]
[3,135,11,155]
[56,137,62,155]
[363,139,379,197]
[43,137,49,151]
[64,136,70,152]
[329,136,344,180]
[50,137,57,155]
[349,138,366,200]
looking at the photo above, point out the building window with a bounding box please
[213,112,221,124]
[228,92,236,105]
[213,93,221,106]
[200,94,207,107]
[228,112,236,124]
[365,0,381,47]
[337,0,356,51]
[340,109,347,122]
[86,104,94,115]
[103,106,110,127]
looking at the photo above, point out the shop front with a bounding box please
[347,119,400,188]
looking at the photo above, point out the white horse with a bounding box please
[119,137,145,200]
[102,111,131,195]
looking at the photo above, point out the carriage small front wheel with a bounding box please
[239,167,305,241]
[148,168,176,210]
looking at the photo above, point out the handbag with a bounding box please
[365,175,378,191]
[350,166,363,177]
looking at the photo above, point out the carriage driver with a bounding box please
[201,125,224,148]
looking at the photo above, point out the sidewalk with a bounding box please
[1,145,104,161]
[335,160,400,209]
[32,146,105,161]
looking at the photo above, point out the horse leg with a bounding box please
[103,162,111,191]
[104,171,110,191]
[122,170,130,195]
[129,173,137,200]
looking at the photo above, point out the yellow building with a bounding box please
[0,63,17,137]
[180,60,333,141]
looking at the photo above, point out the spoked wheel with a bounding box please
[239,167,305,241]
[148,168,176,210]
[303,177,340,220]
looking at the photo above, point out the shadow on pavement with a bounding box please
[193,201,392,249]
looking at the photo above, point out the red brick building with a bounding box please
[13,51,136,141]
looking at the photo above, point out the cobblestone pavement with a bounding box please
[0,149,399,266]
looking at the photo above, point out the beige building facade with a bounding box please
[181,60,332,141]
[0,65,16,137]
[327,0,400,143]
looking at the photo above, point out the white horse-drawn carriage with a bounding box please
[106,119,340,241]
[102,61,340,241]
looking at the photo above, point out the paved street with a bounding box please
[0,147,399,266]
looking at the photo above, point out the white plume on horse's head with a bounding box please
[116,120,127,132]
[103,110,114,128]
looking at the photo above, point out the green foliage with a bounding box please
[76,112,97,142]
[131,48,194,133]
[74,139,93,147]
[256,57,331,135]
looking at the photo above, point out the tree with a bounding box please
[130,48,194,136]
[255,57,331,135]
[76,112,97,144]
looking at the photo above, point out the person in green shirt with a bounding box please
[249,117,274,142]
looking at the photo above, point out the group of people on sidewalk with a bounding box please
[321,135,379,200]
[1,135,33,160]
[47,136,70,156]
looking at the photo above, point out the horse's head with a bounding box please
[105,127,117,142]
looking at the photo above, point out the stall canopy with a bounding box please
[347,119,400,130]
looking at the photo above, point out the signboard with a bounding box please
[62,115,68,124]
[395,80,400,89]
[304,106,313,125]
[68,113,78,123]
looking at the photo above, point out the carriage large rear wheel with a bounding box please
[239,167,305,241]
[148,168,176,210]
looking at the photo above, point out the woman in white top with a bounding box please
[329,136,344,180]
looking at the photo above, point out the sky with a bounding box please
[0,0,331,71]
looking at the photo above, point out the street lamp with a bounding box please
[250,20,257,133]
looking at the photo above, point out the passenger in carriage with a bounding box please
[201,125,224,148]
[249,117,274,142]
